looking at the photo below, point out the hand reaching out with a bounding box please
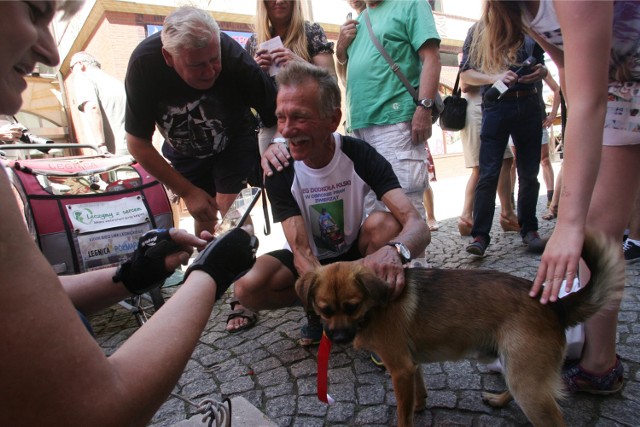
[530,223,584,304]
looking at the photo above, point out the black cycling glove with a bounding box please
[185,227,258,299]
[113,228,182,295]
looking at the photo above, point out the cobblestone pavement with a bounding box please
[90,197,640,427]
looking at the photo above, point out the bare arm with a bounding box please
[0,169,220,426]
[335,18,359,85]
[411,40,441,144]
[531,0,612,303]
[61,228,205,315]
[127,133,217,225]
[542,73,561,127]
[281,215,321,276]
[361,188,430,299]
[0,123,24,142]
[311,52,337,79]
[460,68,518,88]
[382,188,431,257]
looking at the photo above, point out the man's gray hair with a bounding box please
[161,6,221,56]
[70,51,101,69]
[276,62,341,118]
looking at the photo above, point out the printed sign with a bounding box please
[67,196,149,233]
[77,224,151,271]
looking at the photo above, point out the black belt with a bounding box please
[500,88,538,99]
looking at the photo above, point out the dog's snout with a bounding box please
[326,328,356,344]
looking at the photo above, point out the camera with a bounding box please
[20,129,53,145]
[20,129,54,153]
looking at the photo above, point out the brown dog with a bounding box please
[296,231,624,427]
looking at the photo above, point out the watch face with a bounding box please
[420,99,434,109]
[386,242,411,263]
[397,243,411,261]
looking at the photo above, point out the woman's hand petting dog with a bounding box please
[359,246,406,300]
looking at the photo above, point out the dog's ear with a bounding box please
[296,270,319,312]
[353,264,391,305]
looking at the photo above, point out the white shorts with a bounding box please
[463,91,513,167]
[352,121,428,219]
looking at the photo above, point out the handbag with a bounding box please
[439,70,467,131]
[362,10,442,124]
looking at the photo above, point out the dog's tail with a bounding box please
[553,230,625,328]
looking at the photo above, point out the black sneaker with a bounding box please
[466,236,488,256]
[623,240,640,264]
[523,231,547,254]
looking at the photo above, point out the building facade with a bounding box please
[48,0,478,174]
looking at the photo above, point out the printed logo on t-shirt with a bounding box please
[299,178,352,258]
[160,95,229,158]
[311,202,346,255]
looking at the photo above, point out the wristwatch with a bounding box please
[415,98,434,110]
[386,241,411,264]
[270,137,287,145]
[270,137,288,149]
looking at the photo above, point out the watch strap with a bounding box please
[385,241,411,264]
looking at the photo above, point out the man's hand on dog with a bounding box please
[360,246,406,300]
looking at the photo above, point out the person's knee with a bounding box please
[233,278,251,306]
[540,156,551,168]
[232,267,266,309]
[361,212,401,248]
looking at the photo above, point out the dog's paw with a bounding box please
[481,390,512,408]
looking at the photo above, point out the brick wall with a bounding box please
[83,12,150,82]
[72,10,472,180]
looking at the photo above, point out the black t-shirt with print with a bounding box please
[125,32,277,159]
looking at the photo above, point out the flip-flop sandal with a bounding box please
[226,298,257,333]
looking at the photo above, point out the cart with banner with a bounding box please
[3,144,174,324]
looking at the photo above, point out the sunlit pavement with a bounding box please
[90,162,640,426]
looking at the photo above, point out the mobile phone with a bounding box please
[213,187,261,237]
[346,12,352,20]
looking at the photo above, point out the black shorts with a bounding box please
[266,242,364,279]
[162,133,260,196]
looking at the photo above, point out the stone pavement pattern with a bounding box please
[90,197,640,426]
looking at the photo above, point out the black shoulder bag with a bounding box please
[439,70,467,131]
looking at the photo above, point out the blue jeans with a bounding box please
[472,94,542,243]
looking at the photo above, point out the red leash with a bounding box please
[317,332,335,404]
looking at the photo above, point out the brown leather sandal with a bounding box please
[542,205,558,221]
[226,298,257,333]
[499,214,520,232]
[457,217,473,236]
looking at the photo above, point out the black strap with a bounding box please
[362,10,418,101]
[261,178,271,235]
[452,70,461,96]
